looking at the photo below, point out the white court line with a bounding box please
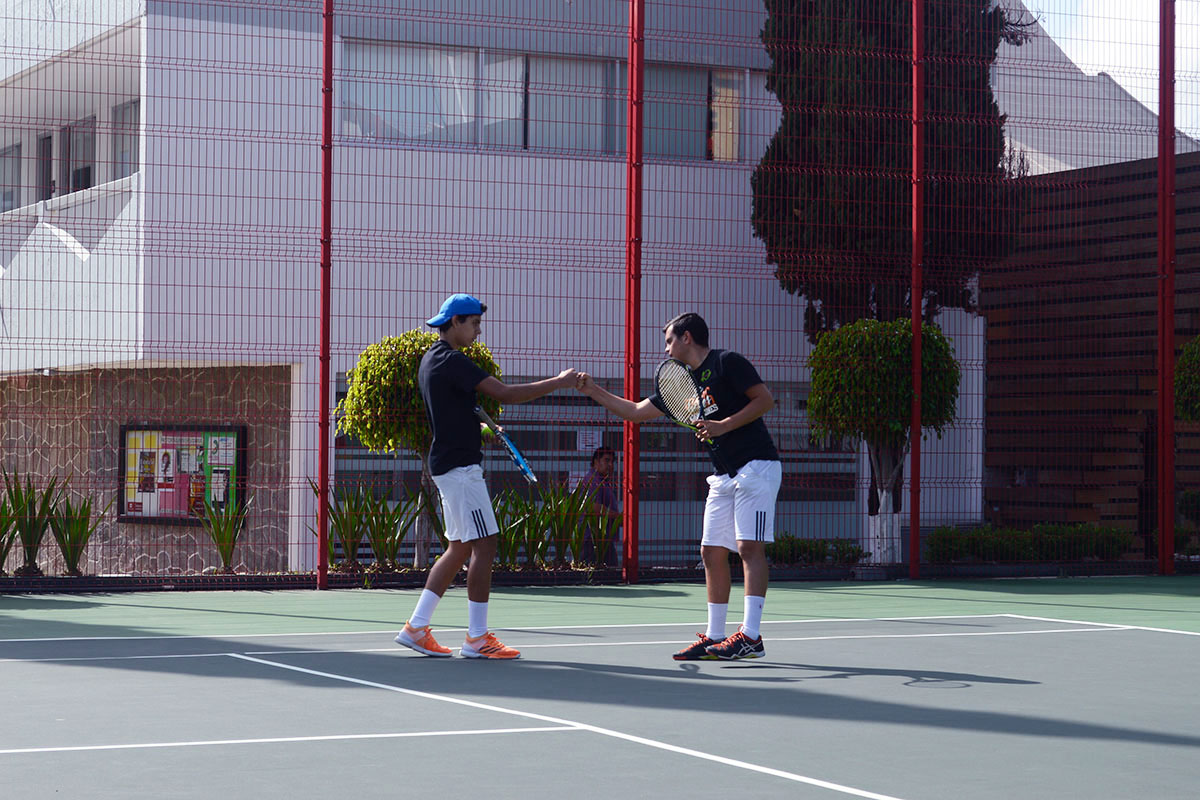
[0,625,1121,663]
[0,726,579,755]
[228,653,909,800]
[0,614,1012,643]
[1003,613,1200,637]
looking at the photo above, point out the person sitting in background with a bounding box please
[577,446,621,567]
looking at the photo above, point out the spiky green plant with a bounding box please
[493,489,533,567]
[362,488,421,571]
[308,480,368,572]
[3,469,63,577]
[588,507,621,568]
[538,482,595,567]
[49,494,113,577]
[0,496,15,575]
[200,495,252,574]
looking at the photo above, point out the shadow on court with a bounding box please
[6,613,1200,752]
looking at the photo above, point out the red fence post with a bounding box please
[909,0,924,579]
[316,0,334,589]
[1158,0,1176,575]
[622,0,645,584]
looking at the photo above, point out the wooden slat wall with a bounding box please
[981,152,1200,531]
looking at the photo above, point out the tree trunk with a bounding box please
[866,440,906,564]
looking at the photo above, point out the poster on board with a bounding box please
[119,425,247,524]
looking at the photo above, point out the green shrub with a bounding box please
[49,494,112,577]
[1179,491,1200,527]
[0,496,14,575]
[766,534,865,566]
[200,495,253,574]
[362,489,421,572]
[829,539,868,565]
[3,469,63,577]
[925,523,1135,563]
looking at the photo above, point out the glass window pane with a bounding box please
[481,52,525,147]
[0,144,19,211]
[710,70,741,162]
[70,116,96,191]
[341,42,476,144]
[529,57,608,154]
[645,65,707,159]
[112,100,140,179]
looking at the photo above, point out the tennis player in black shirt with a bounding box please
[577,312,781,660]
[395,293,577,659]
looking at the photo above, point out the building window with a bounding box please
[37,135,53,200]
[527,56,622,154]
[0,144,19,212]
[342,42,477,143]
[341,41,740,161]
[61,116,96,194]
[112,100,140,179]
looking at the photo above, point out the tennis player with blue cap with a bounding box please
[395,293,577,659]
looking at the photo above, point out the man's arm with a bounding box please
[576,374,663,423]
[476,369,577,405]
[694,383,775,440]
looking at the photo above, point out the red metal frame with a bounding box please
[1158,0,1176,575]
[909,0,924,579]
[623,0,645,584]
[317,0,334,589]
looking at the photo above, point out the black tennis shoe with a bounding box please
[705,629,765,660]
[673,633,718,661]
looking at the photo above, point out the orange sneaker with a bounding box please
[461,632,521,660]
[394,623,452,657]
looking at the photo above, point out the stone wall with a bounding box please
[0,366,291,575]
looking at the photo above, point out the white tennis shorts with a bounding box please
[432,464,499,542]
[701,459,782,550]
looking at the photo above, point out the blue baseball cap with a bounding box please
[426,293,486,327]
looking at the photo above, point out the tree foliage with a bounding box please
[808,318,959,448]
[752,0,1030,340]
[336,330,502,458]
[809,318,959,516]
[1176,335,1200,422]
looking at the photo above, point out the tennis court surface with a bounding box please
[3,577,1199,799]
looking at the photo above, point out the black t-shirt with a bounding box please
[651,349,779,475]
[418,340,490,476]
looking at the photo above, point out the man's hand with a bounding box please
[695,418,731,440]
[555,368,579,388]
[576,372,596,394]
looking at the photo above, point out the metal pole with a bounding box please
[623,0,645,584]
[316,0,334,589]
[1158,0,1176,575]
[909,0,924,579]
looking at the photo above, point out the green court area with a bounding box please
[3,575,1199,640]
[4,577,1199,799]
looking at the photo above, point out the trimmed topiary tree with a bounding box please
[1175,335,1200,422]
[807,318,959,562]
[335,330,502,565]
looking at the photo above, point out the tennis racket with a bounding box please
[474,405,538,484]
[653,358,731,474]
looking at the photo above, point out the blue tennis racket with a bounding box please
[474,406,538,484]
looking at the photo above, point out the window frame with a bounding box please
[0,143,20,212]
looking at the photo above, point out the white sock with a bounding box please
[467,600,488,639]
[742,595,765,640]
[706,603,728,641]
[407,589,441,630]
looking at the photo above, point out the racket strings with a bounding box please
[656,362,702,423]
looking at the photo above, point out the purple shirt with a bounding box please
[578,468,618,512]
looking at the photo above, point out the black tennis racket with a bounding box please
[653,358,731,474]
[474,405,538,484]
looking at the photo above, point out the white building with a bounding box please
[0,0,1187,573]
